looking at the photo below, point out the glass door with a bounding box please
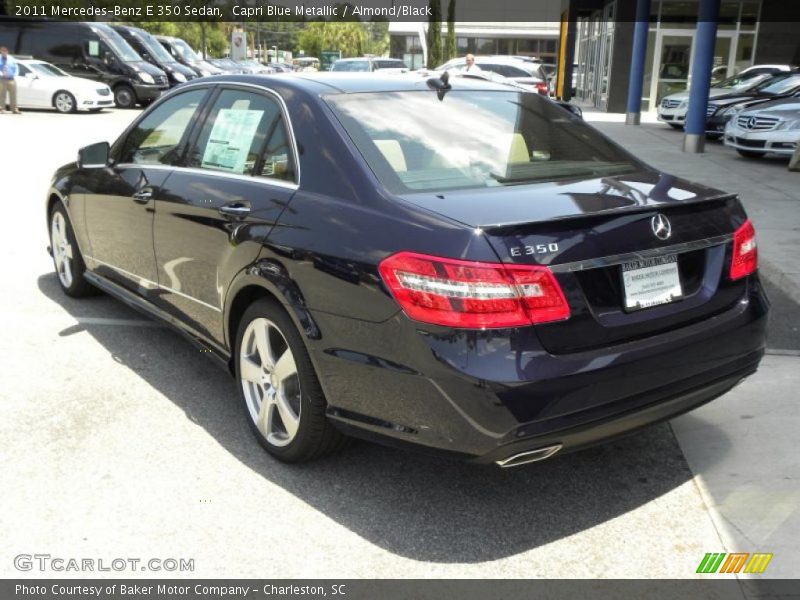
[648,29,739,110]
[651,31,694,107]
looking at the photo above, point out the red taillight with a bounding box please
[535,82,549,95]
[729,219,758,280]
[378,252,570,329]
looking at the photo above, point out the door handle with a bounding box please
[218,204,250,219]
[132,189,153,203]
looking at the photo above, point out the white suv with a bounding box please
[14,58,114,113]
[723,96,800,158]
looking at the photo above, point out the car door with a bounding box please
[153,85,299,346]
[83,88,210,296]
[17,64,57,108]
[14,64,37,108]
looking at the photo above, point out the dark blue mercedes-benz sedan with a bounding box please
[46,73,768,467]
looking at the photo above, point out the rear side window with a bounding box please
[118,89,207,165]
[187,89,296,182]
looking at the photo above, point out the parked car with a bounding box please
[437,55,549,95]
[658,71,774,129]
[451,68,581,117]
[269,62,295,73]
[207,58,247,74]
[293,57,320,72]
[706,71,800,137]
[112,25,198,88]
[12,58,113,113]
[723,96,800,158]
[154,35,223,78]
[0,20,168,108]
[331,57,409,73]
[46,74,767,467]
[237,59,274,74]
[737,64,795,77]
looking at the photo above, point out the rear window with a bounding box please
[325,90,640,193]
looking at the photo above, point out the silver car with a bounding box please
[723,96,800,158]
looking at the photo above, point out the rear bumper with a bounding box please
[476,350,759,465]
[314,276,768,464]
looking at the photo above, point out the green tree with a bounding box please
[297,22,368,59]
[445,0,457,62]
[426,0,442,68]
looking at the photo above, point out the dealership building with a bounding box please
[389,21,561,69]
[557,0,800,113]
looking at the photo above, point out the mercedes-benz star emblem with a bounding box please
[651,213,672,241]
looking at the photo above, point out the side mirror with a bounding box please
[78,141,110,168]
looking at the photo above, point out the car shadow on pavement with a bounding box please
[37,272,731,563]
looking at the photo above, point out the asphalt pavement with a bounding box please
[0,106,797,582]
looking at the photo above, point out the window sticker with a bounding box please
[201,108,264,174]
[88,40,100,57]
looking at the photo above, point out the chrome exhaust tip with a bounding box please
[496,444,562,468]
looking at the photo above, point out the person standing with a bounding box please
[0,46,21,114]
[463,54,482,73]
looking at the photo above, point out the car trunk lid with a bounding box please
[399,170,749,353]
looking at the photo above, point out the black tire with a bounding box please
[53,90,77,114]
[49,203,95,297]
[113,85,136,109]
[706,133,723,141]
[736,149,766,159]
[235,298,347,463]
[668,123,683,130]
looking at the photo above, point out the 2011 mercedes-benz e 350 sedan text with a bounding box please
[47,74,768,467]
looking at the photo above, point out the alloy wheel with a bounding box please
[55,92,74,113]
[51,211,74,288]
[240,317,301,447]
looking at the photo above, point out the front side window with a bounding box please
[118,89,207,165]
[326,90,640,193]
[188,89,295,182]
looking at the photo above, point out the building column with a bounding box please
[625,0,651,125]
[683,0,721,153]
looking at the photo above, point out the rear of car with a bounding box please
[323,86,767,465]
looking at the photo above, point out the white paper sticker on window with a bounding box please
[201,108,264,174]
[88,40,100,57]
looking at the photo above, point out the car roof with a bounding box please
[446,55,540,64]
[185,72,521,95]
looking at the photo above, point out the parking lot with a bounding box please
[1,107,798,581]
